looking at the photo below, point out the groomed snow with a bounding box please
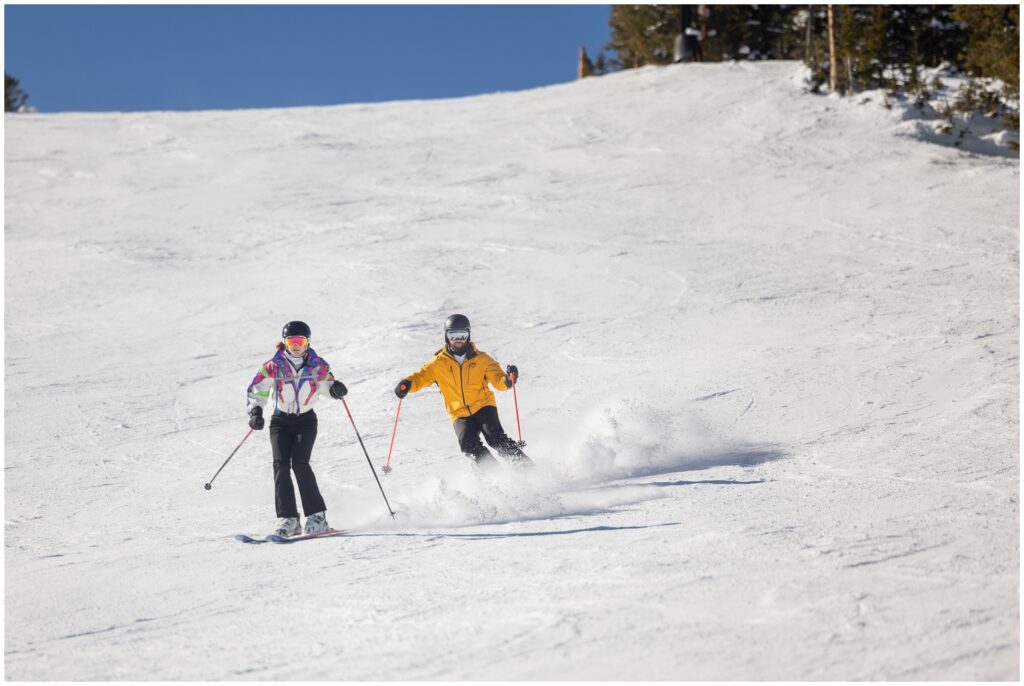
[4,61,1019,680]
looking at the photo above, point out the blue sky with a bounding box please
[4,4,613,112]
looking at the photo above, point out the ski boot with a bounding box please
[304,511,330,535]
[274,516,301,537]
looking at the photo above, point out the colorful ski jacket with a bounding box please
[247,347,337,416]
[404,342,510,422]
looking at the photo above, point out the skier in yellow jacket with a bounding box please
[394,314,532,468]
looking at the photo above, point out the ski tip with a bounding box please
[235,534,264,544]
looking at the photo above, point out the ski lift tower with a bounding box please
[674,5,705,63]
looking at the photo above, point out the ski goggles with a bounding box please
[445,329,470,342]
[283,335,309,347]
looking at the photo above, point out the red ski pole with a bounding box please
[382,398,402,475]
[512,380,525,447]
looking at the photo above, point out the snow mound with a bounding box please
[554,397,785,480]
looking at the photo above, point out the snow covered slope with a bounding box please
[4,61,1018,680]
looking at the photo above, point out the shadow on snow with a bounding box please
[372,522,681,540]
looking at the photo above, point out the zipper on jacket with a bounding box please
[450,360,472,417]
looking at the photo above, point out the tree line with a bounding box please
[599,5,1019,132]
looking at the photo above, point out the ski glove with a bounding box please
[395,379,411,399]
[505,364,519,387]
[329,380,348,399]
[248,406,265,431]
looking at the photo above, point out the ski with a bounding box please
[235,529,346,544]
[266,528,347,544]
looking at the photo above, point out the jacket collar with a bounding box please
[437,341,478,361]
[274,347,323,368]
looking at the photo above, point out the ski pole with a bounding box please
[382,398,402,475]
[204,428,254,491]
[512,381,525,447]
[340,398,396,519]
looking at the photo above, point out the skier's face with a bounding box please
[284,336,309,356]
[446,329,469,353]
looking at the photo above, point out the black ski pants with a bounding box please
[453,405,529,465]
[269,410,326,518]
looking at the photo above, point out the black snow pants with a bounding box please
[453,405,530,466]
[269,410,326,518]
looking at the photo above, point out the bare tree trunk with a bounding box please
[699,5,708,62]
[805,4,814,63]
[578,46,593,80]
[827,4,841,94]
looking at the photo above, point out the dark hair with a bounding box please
[275,342,285,350]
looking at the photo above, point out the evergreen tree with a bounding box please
[5,73,29,112]
[702,5,760,61]
[606,5,682,69]
[603,5,1014,97]
[914,5,966,68]
[835,6,891,92]
[607,6,805,67]
[817,6,970,94]
[601,4,1017,133]
[952,5,1020,99]
[793,6,831,90]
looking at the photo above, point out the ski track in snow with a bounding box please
[4,62,1019,680]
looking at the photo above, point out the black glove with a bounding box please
[329,380,348,399]
[248,406,264,431]
[395,379,411,399]
[505,364,519,387]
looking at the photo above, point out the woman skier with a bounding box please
[246,321,348,536]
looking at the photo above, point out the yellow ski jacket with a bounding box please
[405,342,510,421]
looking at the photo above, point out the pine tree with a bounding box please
[836,6,891,93]
[795,6,832,90]
[606,6,809,68]
[702,5,759,61]
[5,73,29,112]
[952,5,1020,100]
[602,5,1014,104]
[914,6,966,68]
[606,5,682,69]
[685,6,804,63]
[825,6,970,95]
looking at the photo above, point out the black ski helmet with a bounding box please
[282,320,311,339]
[444,313,471,339]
